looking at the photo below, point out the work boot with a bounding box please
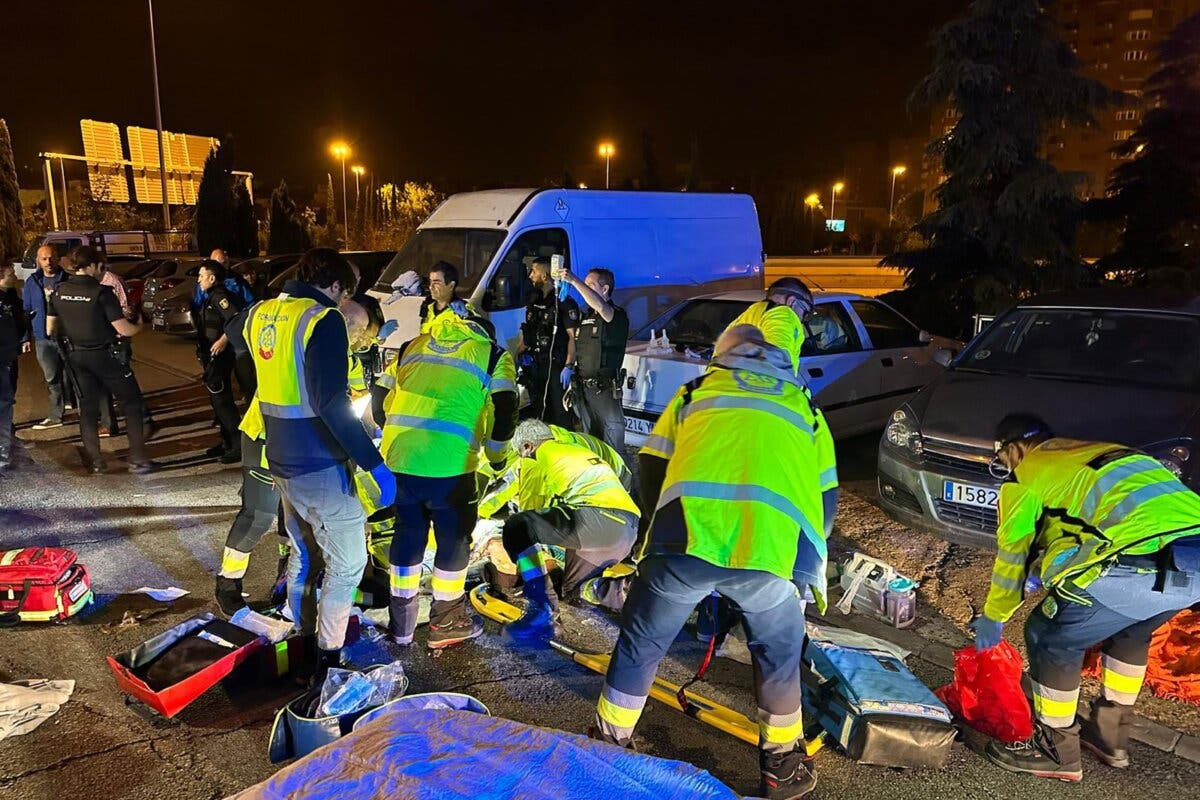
[270,548,290,606]
[427,614,484,649]
[218,447,242,465]
[305,647,342,691]
[205,443,226,458]
[588,725,637,752]
[215,576,246,617]
[986,722,1083,782]
[1081,699,1132,768]
[759,747,817,799]
[502,576,559,645]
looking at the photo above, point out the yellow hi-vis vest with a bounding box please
[723,300,805,374]
[244,296,338,421]
[640,353,825,583]
[518,440,640,517]
[377,313,515,478]
[985,438,1200,621]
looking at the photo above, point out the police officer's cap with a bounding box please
[994,413,1053,451]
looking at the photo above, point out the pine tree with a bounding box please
[267,180,311,255]
[0,119,23,261]
[1093,11,1200,287]
[885,0,1114,334]
[232,181,258,257]
[195,138,237,254]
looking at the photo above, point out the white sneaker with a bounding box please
[32,418,63,430]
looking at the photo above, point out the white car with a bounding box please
[621,290,960,445]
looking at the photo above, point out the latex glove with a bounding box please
[560,365,574,390]
[971,616,1004,651]
[376,319,398,342]
[1025,574,1043,594]
[369,462,397,508]
[449,299,469,318]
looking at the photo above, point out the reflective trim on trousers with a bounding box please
[757,707,804,754]
[595,681,647,741]
[219,547,251,579]
[389,563,421,599]
[430,566,467,601]
[1032,680,1080,728]
[385,413,477,446]
[1101,654,1146,705]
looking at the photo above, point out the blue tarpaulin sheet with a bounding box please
[233,701,739,800]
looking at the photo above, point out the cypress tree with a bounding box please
[0,119,23,261]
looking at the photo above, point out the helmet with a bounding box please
[768,277,814,315]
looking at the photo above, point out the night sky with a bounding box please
[7,1,966,197]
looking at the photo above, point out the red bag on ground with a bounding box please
[935,640,1033,742]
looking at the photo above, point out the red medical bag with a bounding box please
[0,547,93,624]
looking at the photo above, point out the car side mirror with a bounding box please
[932,347,954,368]
[492,275,511,309]
[918,329,933,344]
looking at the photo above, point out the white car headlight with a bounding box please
[885,407,923,457]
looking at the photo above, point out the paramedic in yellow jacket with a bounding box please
[499,420,641,641]
[374,305,518,649]
[722,276,815,374]
[592,322,835,800]
[974,414,1200,782]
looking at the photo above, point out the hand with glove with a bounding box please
[450,299,469,318]
[368,462,397,508]
[560,365,574,390]
[971,615,1004,651]
[376,319,399,342]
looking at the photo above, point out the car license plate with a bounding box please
[943,480,999,508]
[625,416,653,435]
[68,581,88,602]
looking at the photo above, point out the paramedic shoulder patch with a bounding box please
[1041,595,1058,619]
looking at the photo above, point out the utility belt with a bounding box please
[576,368,626,398]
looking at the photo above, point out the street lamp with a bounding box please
[889,165,907,223]
[597,142,616,189]
[829,182,844,255]
[804,193,821,253]
[351,165,365,201]
[147,0,170,231]
[329,141,350,236]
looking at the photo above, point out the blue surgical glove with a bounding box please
[376,319,398,341]
[971,615,1004,651]
[369,462,397,508]
[560,365,574,390]
[1025,574,1043,594]
[449,299,469,318]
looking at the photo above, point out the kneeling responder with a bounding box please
[592,321,836,800]
[974,414,1200,781]
[500,419,641,641]
[373,305,518,649]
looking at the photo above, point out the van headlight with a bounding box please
[885,407,923,458]
[1147,441,1191,479]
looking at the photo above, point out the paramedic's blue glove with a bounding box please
[1025,574,1043,594]
[971,616,1004,651]
[450,299,469,318]
[376,319,398,342]
[560,365,574,390]
[369,462,397,508]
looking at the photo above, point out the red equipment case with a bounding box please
[0,547,93,624]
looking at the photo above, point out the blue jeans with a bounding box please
[277,463,368,651]
[34,339,72,421]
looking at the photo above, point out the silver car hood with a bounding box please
[913,369,1200,448]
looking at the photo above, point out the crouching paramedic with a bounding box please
[374,306,518,649]
[593,322,835,800]
[240,247,396,683]
[500,419,641,641]
[974,414,1200,781]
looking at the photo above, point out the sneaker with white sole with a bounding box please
[32,418,63,430]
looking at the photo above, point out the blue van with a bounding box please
[370,188,764,353]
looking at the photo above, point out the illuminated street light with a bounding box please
[351,164,365,197]
[889,165,907,223]
[329,141,350,236]
[804,193,821,253]
[598,141,616,189]
[829,182,844,255]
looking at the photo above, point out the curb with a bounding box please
[827,611,1200,766]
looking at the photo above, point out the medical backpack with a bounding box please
[0,547,93,624]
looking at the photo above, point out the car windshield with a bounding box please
[959,308,1200,391]
[632,299,753,347]
[374,228,505,294]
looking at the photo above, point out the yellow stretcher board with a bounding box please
[469,585,823,756]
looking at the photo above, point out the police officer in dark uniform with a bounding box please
[46,246,155,474]
[558,267,629,454]
[518,256,579,427]
[192,260,245,463]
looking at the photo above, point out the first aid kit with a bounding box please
[0,547,92,625]
[836,552,917,629]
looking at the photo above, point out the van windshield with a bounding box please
[374,228,505,294]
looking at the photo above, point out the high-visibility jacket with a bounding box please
[723,300,805,374]
[985,438,1200,621]
[348,353,368,395]
[377,312,516,478]
[518,440,640,517]
[244,295,338,421]
[421,299,480,334]
[640,348,826,587]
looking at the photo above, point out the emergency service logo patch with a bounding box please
[1041,595,1058,619]
[257,323,277,360]
[732,369,784,395]
[218,298,230,310]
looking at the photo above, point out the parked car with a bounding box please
[235,254,302,299]
[142,258,204,332]
[621,289,959,446]
[108,257,176,316]
[876,289,1200,548]
[267,250,396,299]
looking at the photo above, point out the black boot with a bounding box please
[588,725,637,752]
[1081,699,1131,768]
[309,647,342,690]
[214,575,246,617]
[759,747,817,799]
[986,721,1083,782]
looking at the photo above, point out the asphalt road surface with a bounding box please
[1,331,1197,799]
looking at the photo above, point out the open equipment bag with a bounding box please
[0,547,92,625]
[803,635,956,769]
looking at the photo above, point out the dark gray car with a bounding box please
[877,289,1200,548]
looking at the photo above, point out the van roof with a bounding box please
[697,289,863,303]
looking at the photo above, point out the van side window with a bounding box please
[489,227,569,311]
[850,300,924,349]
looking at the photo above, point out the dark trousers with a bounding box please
[388,472,478,636]
[574,378,627,456]
[234,353,257,400]
[219,435,286,580]
[202,351,241,450]
[33,339,73,422]
[0,358,14,455]
[68,347,148,465]
[526,356,572,428]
